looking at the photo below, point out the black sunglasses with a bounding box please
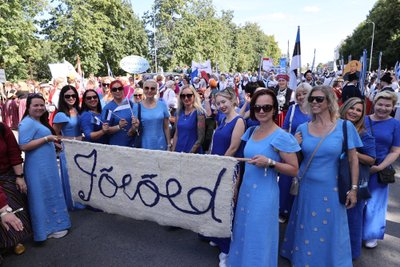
[254,104,273,113]
[134,94,143,97]
[64,94,77,99]
[144,86,157,91]
[308,96,325,103]
[180,94,194,99]
[102,83,110,87]
[111,87,124,92]
[85,95,98,101]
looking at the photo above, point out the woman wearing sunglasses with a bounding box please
[80,89,109,144]
[52,85,83,210]
[339,97,376,259]
[281,86,362,267]
[101,80,134,147]
[131,79,170,150]
[228,89,300,267]
[99,77,113,108]
[131,88,144,104]
[19,94,70,241]
[172,85,205,153]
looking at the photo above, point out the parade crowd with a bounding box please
[0,68,399,266]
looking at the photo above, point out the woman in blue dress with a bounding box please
[101,80,134,147]
[172,85,205,153]
[52,85,82,210]
[19,94,70,241]
[339,97,376,259]
[80,89,109,144]
[281,85,362,267]
[131,79,170,150]
[208,88,245,266]
[228,89,300,267]
[363,91,400,248]
[280,83,312,222]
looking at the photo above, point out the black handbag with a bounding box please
[377,165,396,184]
[338,120,352,205]
[134,103,143,148]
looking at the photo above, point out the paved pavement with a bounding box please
[3,162,400,267]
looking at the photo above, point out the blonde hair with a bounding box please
[373,90,398,107]
[339,97,365,133]
[177,85,205,115]
[215,87,238,106]
[305,85,339,121]
[143,79,159,98]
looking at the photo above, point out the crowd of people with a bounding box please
[0,67,399,266]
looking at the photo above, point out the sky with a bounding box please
[131,0,377,67]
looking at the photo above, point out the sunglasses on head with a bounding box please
[308,96,325,103]
[28,93,43,98]
[102,83,110,87]
[254,104,273,113]
[111,87,124,92]
[64,94,77,99]
[144,86,157,91]
[180,93,194,99]
[134,94,142,97]
[85,95,98,101]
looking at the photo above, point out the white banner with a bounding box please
[63,141,238,237]
[119,55,150,74]
[192,60,212,74]
[262,58,274,71]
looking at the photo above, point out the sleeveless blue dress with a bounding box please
[175,110,203,153]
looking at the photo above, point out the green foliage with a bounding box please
[146,0,281,73]
[2,0,281,81]
[339,0,400,70]
[0,0,47,81]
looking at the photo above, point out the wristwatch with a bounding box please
[270,160,276,169]
[0,207,13,217]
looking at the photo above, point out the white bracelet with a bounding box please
[44,136,49,143]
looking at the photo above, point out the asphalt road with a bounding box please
[4,163,400,267]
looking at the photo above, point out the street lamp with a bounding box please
[367,21,375,72]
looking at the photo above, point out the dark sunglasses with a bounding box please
[308,96,325,103]
[102,83,110,87]
[134,94,143,97]
[111,87,124,92]
[85,95,98,101]
[64,94,77,99]
[254,104,273,113]
[144,86,157,91]
[180,94,194,99]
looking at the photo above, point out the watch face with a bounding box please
[6,207,12,212]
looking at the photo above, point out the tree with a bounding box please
[41,0,148,76]
[339,0,400,70]
[0,0,47,81]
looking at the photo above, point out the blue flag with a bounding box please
[190,68,199,83]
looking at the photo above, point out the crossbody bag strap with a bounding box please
[298,122,336,179]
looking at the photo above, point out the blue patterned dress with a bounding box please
[281,119,362,267]
[19,116,71,241]
[228,127,300,267]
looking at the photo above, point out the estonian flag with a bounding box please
[289,26,301,90]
